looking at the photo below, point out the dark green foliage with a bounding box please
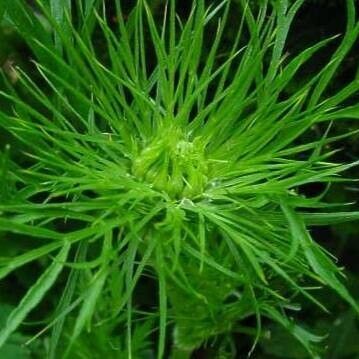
[0,1,359,358]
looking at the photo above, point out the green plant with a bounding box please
[0,0,359,357]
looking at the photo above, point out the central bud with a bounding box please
[132,126,208,199]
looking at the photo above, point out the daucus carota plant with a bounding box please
[0,0,359,357]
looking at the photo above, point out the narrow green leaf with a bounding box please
[0,242,71,347]
[0,242,64,280]
[72,268,108,338]
[0,218,63,240]
[263,304,322,358]
[49,242,88,359]
[50,0,71,51]
[156,244,167,359]
[281,200,359,313]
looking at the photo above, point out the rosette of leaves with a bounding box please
[0,0,359,358]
